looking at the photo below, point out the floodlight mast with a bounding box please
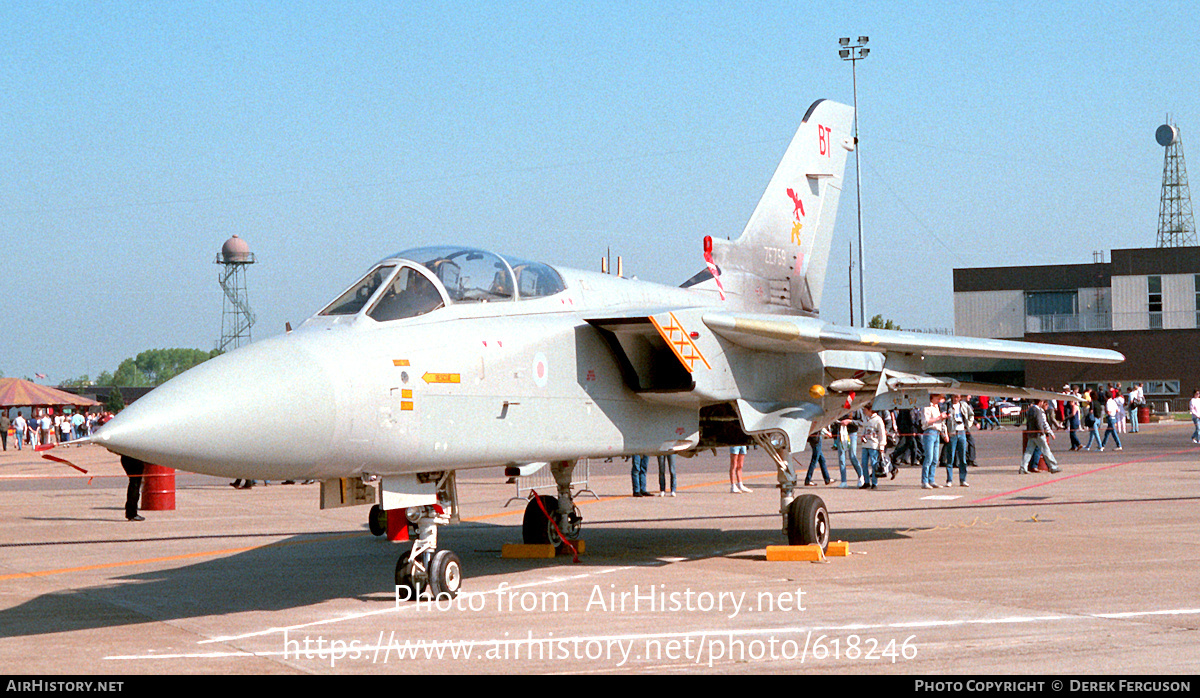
[838,35,869,327]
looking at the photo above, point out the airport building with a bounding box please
[952,246,1200,408]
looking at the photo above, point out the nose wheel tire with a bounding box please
[522,495,558,544]
[395,548,462,600]
[368,505,387,537]
[786,494,830,550]
[428,550,462,598]
[394,547,416,600]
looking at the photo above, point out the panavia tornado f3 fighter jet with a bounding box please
[90,99,1122,598]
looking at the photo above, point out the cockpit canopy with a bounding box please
[396,246,566,303]
[317,246,566,322]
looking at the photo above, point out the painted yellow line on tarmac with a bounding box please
[2,471,775,580]
[463,472,774,521]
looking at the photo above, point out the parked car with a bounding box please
[994,400,1022,418]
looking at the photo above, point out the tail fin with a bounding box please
[711,99,855,315]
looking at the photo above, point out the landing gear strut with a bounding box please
[384,471,462,600]
[521,460,582,547]
[753,432,831,550]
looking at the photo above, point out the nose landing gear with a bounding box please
[520,460,583,550]
[381,471,463,600]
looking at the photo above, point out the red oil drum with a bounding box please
[141,464,176,510]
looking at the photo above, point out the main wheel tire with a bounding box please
[522,495,558,544]
[394,549,417,601]
[787,494,830,550]
[428,550,463,599]
[368,505,387,537]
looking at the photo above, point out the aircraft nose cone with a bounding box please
[97,338,337,478]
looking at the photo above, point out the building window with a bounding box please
[1148,275,1163,329]
[1024,290,1089,332]
[1194,274,1199,327]
[1145,380,1180,396]
[1025,290,1077,316]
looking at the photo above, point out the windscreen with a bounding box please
[320,265,395,316]
[366,266,445,321]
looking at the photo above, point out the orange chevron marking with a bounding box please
[650,313,711,373]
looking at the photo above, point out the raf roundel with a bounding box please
[532,352,549,388]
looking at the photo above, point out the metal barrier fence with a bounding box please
[1151,398,1196,416]
[504,459,599,507]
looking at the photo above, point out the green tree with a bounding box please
[58,375,92,389]
[103,388,126,414]
[100,348,222,387]
[868,314,901,331]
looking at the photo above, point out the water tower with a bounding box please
[1156,120,1197,247]
[215,235,257,352]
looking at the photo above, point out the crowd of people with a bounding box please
[0,408,111,451]
[625,380,1189,497]
[851,382,1156,489]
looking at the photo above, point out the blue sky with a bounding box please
[2,1,1196,382]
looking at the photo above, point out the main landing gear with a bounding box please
[754,433,831,552]
[786,494,830,549]
[521,460,583,548]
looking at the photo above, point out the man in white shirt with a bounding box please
[1102,395,1123,451]
[40,415,52,446]
[919,394,948,489]
[944,395,973,487]
[858,406,886,490]
[1129,383,1145,433]
[12,414,26,451]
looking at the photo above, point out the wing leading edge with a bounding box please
[703,313,1124,364]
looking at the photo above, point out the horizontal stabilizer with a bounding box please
[876,370,1083,404]
[703,313,1124,364]
[885,378,1075,402]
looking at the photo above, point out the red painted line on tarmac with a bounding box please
[969,447,1200,504]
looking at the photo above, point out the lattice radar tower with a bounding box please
[1156,120,1197,248]
[215,235,257,351]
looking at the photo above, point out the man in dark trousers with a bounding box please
[120,455,145,521]
[963,395,978,467]
[891,406,923,466]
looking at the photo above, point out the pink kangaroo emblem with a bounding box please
[786,188,805,220]
[787,188,805,245]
